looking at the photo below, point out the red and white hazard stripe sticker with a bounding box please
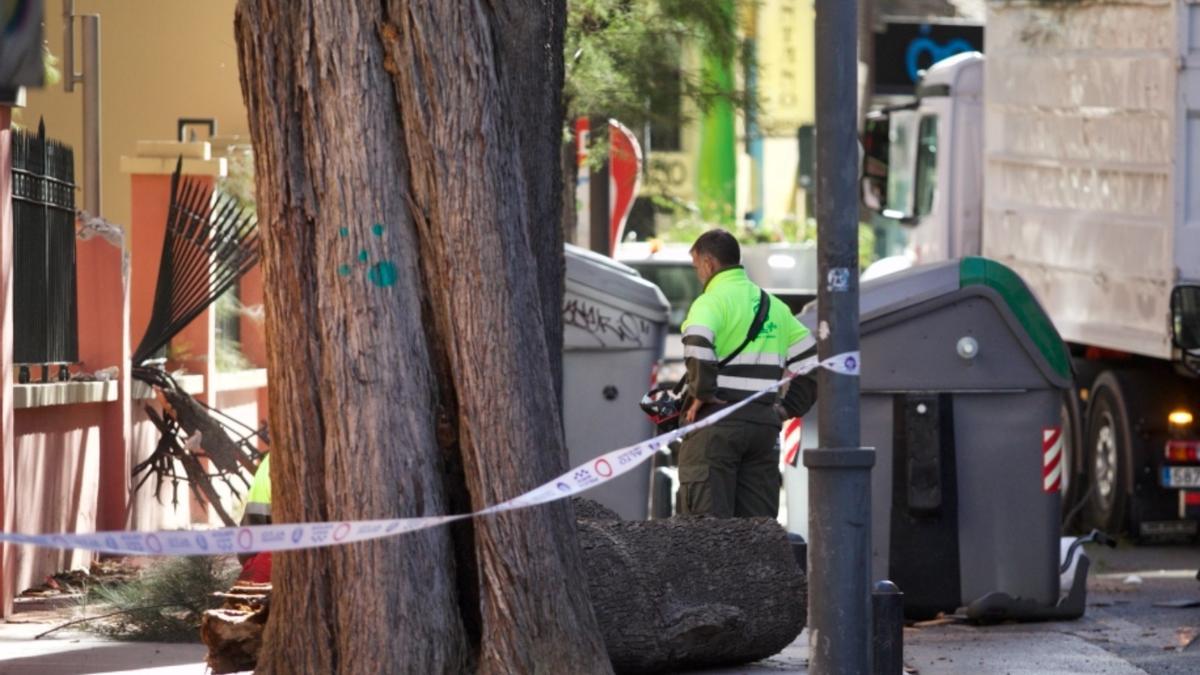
[1043,427,1063,493]
[782,418,803,468]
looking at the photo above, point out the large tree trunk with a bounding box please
[234,2,609,673]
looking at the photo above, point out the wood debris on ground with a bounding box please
[18,558,140,598]
[910,612,965,628]
[200,582,271,674]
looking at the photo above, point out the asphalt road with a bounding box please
[1065,542,1200,674]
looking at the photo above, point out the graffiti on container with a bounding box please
[563,299,649,346]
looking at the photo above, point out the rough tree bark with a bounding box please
[235,1,609,673]
[201,504,807,674]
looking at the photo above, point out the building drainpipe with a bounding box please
[64,1,102,218]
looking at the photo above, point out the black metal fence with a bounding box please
[11,120,78,375]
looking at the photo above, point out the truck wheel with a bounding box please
[1084,372,1132,534]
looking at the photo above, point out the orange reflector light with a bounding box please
[1169,410,1194,427]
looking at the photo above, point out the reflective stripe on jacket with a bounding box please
[681,266,817,422]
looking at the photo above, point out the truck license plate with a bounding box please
[1162,466,1200,488]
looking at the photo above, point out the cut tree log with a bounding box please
[578,514,807,673]
[572,496,621,521]
[200,583,271,674]
[201,507,806,673]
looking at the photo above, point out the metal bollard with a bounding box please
[873,580,904,674]
[650,466,673,519]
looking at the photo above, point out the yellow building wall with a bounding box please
[756,0,815,135]
[751,0,815,225]
[642,0,815,228]
[20,0,245,233]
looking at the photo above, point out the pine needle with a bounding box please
[79,556,239,643]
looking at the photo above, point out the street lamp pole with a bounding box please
[806,0,875,673]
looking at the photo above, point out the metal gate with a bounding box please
[11,119,78,377]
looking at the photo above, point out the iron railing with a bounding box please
[12,119,78,380]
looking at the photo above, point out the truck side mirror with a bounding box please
[1171,285,1200,352]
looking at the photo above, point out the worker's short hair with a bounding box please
[690,229,740,267]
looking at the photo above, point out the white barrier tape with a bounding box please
[0,352,859,556]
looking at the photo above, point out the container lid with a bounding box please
[800,257,1071,381]
[958,257,1071,381]
[565,244,670,315]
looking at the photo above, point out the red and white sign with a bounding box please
[782,418,803,468]
[1043,427,1063,493]
[608,119,643,252]
[575,118,590,246]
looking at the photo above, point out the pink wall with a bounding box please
[75,236,132,532]
[240,265,266,369]
[9,406,103,598]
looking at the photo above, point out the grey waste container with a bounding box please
[562,245,670,520]
[798,257,1081,621]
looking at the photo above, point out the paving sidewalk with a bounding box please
[0,618,1152,675]
[902,623,1146,675]
[0,622,208,675]
[698,625,1147,674]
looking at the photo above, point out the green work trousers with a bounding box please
[676,419,782,518]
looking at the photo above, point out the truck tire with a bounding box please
[1084,372,1132,534]
[1060,391,1084,532]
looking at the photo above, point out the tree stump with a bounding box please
[200,583,271,674]
[200,511,806,673]
[577,514,807,673]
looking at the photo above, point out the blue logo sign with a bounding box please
[905,26,974,83]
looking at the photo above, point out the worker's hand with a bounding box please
[684,396,726,424]
[774,403,791,423]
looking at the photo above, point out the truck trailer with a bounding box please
[861,0,1200,538]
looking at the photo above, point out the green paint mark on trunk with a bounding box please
[368,261,397,287]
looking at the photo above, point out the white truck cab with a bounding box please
[862,52,984,273]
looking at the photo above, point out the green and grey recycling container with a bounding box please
[562,245,670,520]
[793,258,1082,621]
